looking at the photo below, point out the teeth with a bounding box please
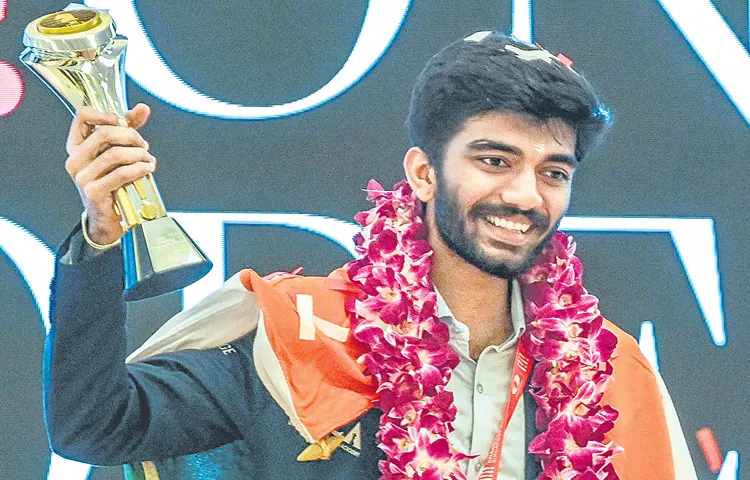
[486,215,531,233]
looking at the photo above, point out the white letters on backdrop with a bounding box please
[82,0,411,119]
[82,0,750,124]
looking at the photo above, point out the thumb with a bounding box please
[125,103,152,129]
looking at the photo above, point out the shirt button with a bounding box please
[474,460,483,472]
[476,383,484,394]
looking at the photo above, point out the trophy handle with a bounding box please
[114,174,166,227]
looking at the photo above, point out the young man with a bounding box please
[48,33,696,479]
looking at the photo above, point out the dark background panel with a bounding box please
[0,1,746,478]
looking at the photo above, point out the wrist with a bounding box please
[81,211,122,251]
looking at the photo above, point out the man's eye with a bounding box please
[480,157,507,167]
[544,170,571,181]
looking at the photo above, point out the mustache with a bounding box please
[470,203,550,229]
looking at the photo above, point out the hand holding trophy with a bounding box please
[20,6,212,301]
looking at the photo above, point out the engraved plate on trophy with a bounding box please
[20,7,212,301]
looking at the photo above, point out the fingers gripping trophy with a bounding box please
[20,7,212,301]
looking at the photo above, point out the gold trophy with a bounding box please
[20,7,212,301]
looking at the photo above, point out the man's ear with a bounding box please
[403,147,437,202]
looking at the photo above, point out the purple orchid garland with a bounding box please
[344,180,622,480]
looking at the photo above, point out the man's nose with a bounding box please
[499,169,543,211]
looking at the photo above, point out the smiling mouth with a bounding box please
[479,214,538,248]
[483,215,531,233]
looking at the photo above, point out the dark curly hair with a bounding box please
[406,32,611,165]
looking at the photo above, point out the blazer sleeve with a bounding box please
[45,231,261,466]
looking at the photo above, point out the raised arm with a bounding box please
[45,106,257,465]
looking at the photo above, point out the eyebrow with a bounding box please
[465,139,578,168]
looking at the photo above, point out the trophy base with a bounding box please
[122,216,213,301]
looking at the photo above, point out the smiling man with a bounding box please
[47,32,696,479]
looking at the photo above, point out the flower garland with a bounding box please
[520,232,623,479]
[344,179,622,480]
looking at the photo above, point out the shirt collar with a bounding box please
[435,280,526,341]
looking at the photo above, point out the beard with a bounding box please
[433,176,560,279]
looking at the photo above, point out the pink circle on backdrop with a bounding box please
[0,61,25,116]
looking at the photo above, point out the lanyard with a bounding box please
[476,341,533,480]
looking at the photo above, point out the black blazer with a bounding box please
[46,226,541,479]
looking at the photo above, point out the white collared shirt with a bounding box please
[437,281,527,480]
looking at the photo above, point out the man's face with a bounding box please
[429,111,577,278]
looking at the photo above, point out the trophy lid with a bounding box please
[23,9,117,52]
